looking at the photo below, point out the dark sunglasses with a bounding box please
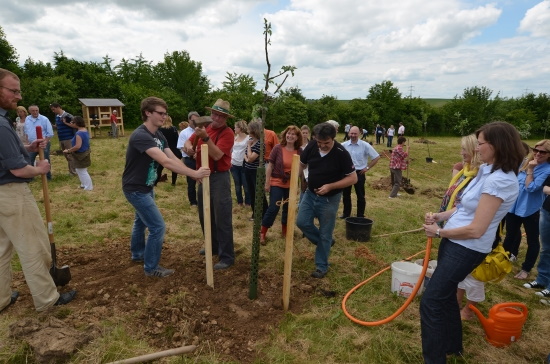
[532,148,548,155]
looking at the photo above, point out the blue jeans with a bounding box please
[198,171,235,265]
[420,238,486,364]
[262,186,289,228]
[123,190,166,273]
[386,136,393,147]
[29,141,51,180]
[296,189,341,273]
[537,208,550,287]
[183,157,198,205]
[503,211,540,272]
[230,164,250,205]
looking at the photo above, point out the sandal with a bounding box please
[514,270,529,280]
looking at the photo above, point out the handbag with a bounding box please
[471,244,512,283]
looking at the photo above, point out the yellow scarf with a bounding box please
[445,163,479,211]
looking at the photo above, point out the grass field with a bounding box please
[1,129,549,363]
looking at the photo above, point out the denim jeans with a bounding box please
[503,211,540,272]
[342,171,366,217]
[198,171,235,265]
[386,136,393,147]
[296,189,341,273]
[29,141,51,180]
[123,190,166,273]
[262,186,289,228]
[244,167,267,218]
[183,157,198,205]
[537,208,550,287]
[420,238,486,364]
[230,164,250,205]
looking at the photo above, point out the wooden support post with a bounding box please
[282,154,300,311]
[201,144,214,288]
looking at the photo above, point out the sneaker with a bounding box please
[55,290,77,306]
[535,289,550,298]
[145,266,175,278]
[214,261,233,270]
[541,299,550,306]
[310,269,327,279]
[524,280,545,289]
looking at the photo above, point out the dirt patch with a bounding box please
[6,239,316,363]
[414,138,436,145]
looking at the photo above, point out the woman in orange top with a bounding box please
[260,125,302,244]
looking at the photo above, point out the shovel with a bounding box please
[36,126,72,286]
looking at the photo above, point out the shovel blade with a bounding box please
[50,265,71,286]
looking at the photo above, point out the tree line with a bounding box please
[1,26,549,137]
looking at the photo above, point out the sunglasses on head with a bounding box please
[532,148,548,155]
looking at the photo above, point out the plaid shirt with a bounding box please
[389,144,408,170]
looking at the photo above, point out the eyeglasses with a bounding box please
[532,148,548,155]
[152,110,168,117]
[0,86,22,96]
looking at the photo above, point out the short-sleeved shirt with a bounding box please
[264,129,279,161]
[389,144,408,170]
[55,111,74,141]
[444,164,519,253]
[244,140,263,170]
[300,140,355,196]
[190,124,234,172]
[122,124,167,193]
[0,110,32,184]
[342,139,380,170]
[177,126,195,158]
[24,114,54,141]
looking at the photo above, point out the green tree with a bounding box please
[154,50,210,112]
[0,26,19,72]
[212,72,263,121]
[442,86,502,134]
[366,80,403,127]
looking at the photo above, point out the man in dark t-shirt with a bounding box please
[297,122,357,278]
[122,97,210,278]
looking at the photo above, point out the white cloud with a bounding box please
[519,0,550,37]
[0,0,548,100]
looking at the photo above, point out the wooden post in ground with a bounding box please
[282,154,300,311]
[201,144,214,288]
[106,345,197,364]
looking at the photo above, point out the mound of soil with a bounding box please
[6,239,317,363]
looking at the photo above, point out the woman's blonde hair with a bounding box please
[161,115,173,128]
[520,139,550,171]
[16,105,27,116]
[235,119,248,134]
[462,134,481,168]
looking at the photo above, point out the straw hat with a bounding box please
[205,99,235,118]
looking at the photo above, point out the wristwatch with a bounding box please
[435,229,441,238]
[202,136,210,142]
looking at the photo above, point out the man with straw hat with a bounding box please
[185,99,236,270]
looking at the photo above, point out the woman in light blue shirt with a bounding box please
[503,139,550,280]
[420,122,525,364]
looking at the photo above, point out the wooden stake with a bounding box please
[282,154,300,311]
[106,345,197,364]
[201,144,214,288]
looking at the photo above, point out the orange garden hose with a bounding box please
[342,237,433,326]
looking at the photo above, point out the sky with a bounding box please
[1,0,549,100]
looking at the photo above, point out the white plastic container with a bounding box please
[391,261,424,298]
[415,259,438,291]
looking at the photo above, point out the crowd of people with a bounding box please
[4,66,550,362]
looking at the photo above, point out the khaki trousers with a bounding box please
[0,183,59,311]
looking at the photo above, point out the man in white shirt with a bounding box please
[398,122,405,136]
[24,105,54,180]
[341,126,380,218]
[177,111,200,206]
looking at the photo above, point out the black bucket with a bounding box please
[426,157,433,163]
[345,217,374,242]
